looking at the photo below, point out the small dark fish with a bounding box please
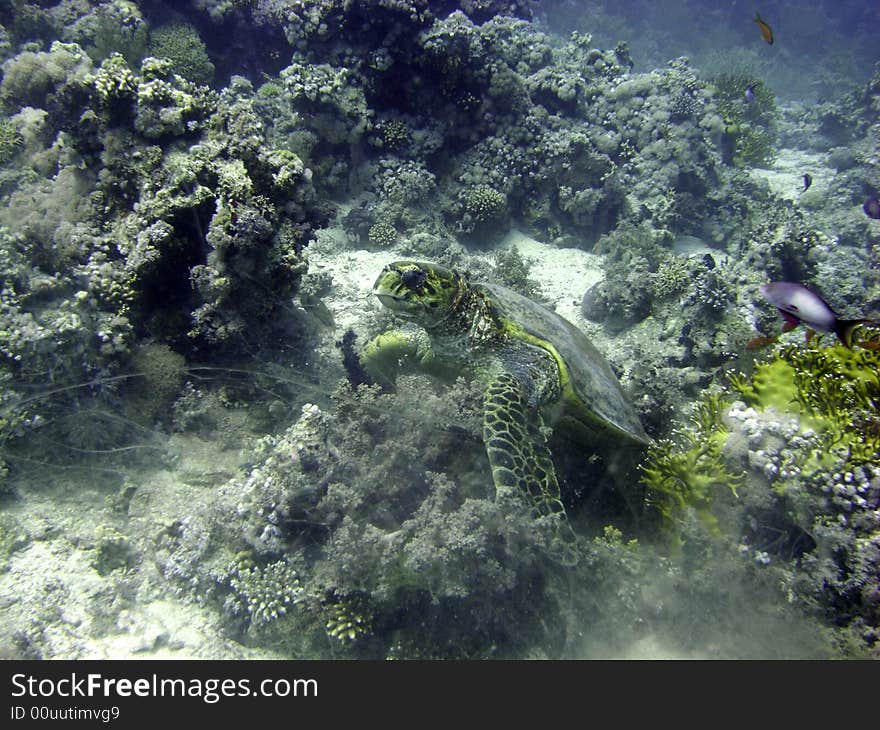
[744,85,756,103]
[802,173,812,192]
[760,282,872,348]
[865,196,880,220]
[754,13,774,44]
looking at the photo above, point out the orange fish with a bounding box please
[746,335,778,350]
[754,13,774,45]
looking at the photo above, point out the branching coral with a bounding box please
[651,255,690,300]
[368,220,398,248]
[227,554,303,628]
[322,592,371,644]
[92,52,138,105]
[641,392,742,535]
[0,38,329,480]
[0,117,23,163]
[728,342,880,470]
[134,56,216,138]
[642,339,880,653]
[725,343,880,651]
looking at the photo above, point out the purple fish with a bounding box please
[744,85,755,103]
[760,282,869,348]
[865,196,880,220]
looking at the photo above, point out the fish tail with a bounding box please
[835,319,872,348]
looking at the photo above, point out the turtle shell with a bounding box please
[476,281,648,443]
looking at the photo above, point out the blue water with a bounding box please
[542,0,877,102]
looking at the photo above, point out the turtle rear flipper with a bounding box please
[483,373,565,518]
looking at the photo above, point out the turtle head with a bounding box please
[372,261,466,327]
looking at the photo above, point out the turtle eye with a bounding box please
[401,269,428,291]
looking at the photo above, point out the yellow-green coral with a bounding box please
[377,119,410,150]
[651,255,690,299]
[463,184,507,223]
[0,118,23,164]
[92,52,137,109]
[324,595,370,643]
[368,221,398,248]
[644,340,880,536]
[148,23,214,86]
[228,554,303,627]
[640,392,741,535]
[711,73,777,167]
[729,341,880,470]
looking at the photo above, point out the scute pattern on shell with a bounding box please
[475,281,648,443]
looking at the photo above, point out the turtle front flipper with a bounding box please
[361,329,453,389]
[483,372,565,519]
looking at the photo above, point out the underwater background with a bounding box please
[0,0,878,659]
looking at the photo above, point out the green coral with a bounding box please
[376,119,410,150]
[651,255,691,300]
[256,82,283,99]
[148,23,214,86]
[0,117,23,163]
[644,339,880,539]
[323,593,371,644]
[641,392,742,535]
[228,554,303,628]
[720,340,880,648]
[368,220,398,248]
[91,52,137,112]
[729,341,880,471]
[462,184,507,224]
[710,73,777,167]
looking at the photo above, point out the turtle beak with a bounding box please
[374,292,403,308]
[372,267,401,296]
[373,268,418,317]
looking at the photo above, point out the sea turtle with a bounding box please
[361,260,649,521]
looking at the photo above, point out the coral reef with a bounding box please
[158,377,572,658]
[641,392,741,536]
[240,8,727,248]
[0,0,877,661]
[640,340,880,654]
[148,23,214,86]
[711,73,778,167]
[0,116,22,163]
[0,33,330,479]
